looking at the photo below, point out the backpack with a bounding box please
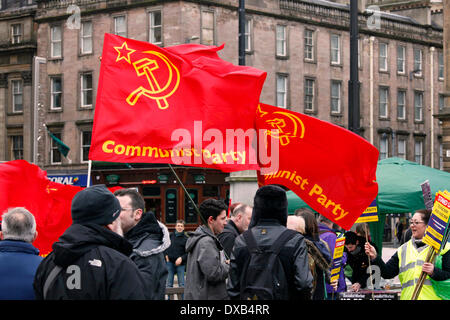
[239,228,298,300]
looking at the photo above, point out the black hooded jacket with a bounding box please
[227,185,313,300]
[33,223,146,300]
[124,212,170,300]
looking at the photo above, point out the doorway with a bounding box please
[145,198,162,221]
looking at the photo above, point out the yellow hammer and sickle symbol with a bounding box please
[126,51,180,110]
[257,105,305,146]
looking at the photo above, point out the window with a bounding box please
[51,132,63,164]
[50,76,62,110]
[397,45,405,74]
[414,91,423,121]
[413,48,422,76]
[438,51,444,80]
[439,94,445,111]
[397,90,406,120]
[114,16,127,37]
[148,10,162,46]
[12,80,23,113]
[414,140,423,164]
[11,24,22,44]
[10,135,23,160]
[379,87,389,118]
[331,81,341,113]
[244,18,252,52]
[304,29,314,61]
[81,73,93,108]
[379,43,388,71]
[330,34,340,64]
[81,130,91,163]
[276,25,287,57]
[51,25,62,58]
[201,10,214,46]
[397,137,406,159]
[80,21,92,54]
[380,136,389,159]
[276,74,288,108]
[304,78,315,111]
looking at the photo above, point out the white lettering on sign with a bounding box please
[48,177,74,185]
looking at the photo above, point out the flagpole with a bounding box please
[411,247,437,300]
[168,163,230,260]
[87,160,92,187]
[365,224,375,299]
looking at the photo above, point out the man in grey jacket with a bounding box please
[115,188,170,300]
[184,199,229,300]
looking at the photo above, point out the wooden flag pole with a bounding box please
[411,247,437,300]
[365,224,375,299]
[168,164,230,260]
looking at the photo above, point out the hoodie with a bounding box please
[33,223,146,300]
[125,212,170,300]
[184,225,230,300]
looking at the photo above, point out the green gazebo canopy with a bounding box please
[287,157,450,252]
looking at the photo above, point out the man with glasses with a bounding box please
[365,209,450,300]
[115,188,170,300]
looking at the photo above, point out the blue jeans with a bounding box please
[166,261,185,299]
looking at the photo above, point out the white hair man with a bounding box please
[218,203,253,258]
[0,207,42,299]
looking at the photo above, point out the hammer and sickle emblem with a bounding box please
[114,42,180,110]
[257,105,305,146]
[126,51,180,109]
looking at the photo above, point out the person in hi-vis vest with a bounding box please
[365,209,450,300]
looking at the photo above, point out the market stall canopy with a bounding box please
[287,157,450,215]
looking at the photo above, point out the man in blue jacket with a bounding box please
[0,207,42,300]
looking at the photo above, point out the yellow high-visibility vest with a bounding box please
[397,240,450,300]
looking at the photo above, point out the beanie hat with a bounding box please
[249,185,288,228]
[71,184,121,226]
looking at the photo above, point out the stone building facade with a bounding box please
[0,0,37,162]
[0,0,446,223]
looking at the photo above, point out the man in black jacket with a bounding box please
[33,185,146,300]
[115,188,170,300]
[164,220,188,297]
[227,185,313,300]
[218,204,252,258]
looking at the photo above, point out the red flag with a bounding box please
[255,103,378,230]
[33,181,82,256]
[0,161,124,256]
[0,161,82,256]
[89,34,266,172]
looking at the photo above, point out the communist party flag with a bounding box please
[0,160,82,255]
[89,34,267,172]
[0,160,123,256]
[255,103,379,230]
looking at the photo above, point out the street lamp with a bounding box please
[238,0,245,66]
[348,0,360,135]
[32,56,46,165]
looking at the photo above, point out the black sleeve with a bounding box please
[430,250,450,281]
[372,251,400,280]
[217,231,235,259]
[181,237,188,264]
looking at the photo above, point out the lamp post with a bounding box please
[348,0,360,135]
[238,0,245,66]
[32,56,46,165]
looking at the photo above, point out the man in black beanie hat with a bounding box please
[33,184,146,300]
[227,185,313,300]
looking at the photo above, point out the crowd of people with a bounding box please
[0,184,449,300]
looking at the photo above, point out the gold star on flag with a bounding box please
[114,42,135,64]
